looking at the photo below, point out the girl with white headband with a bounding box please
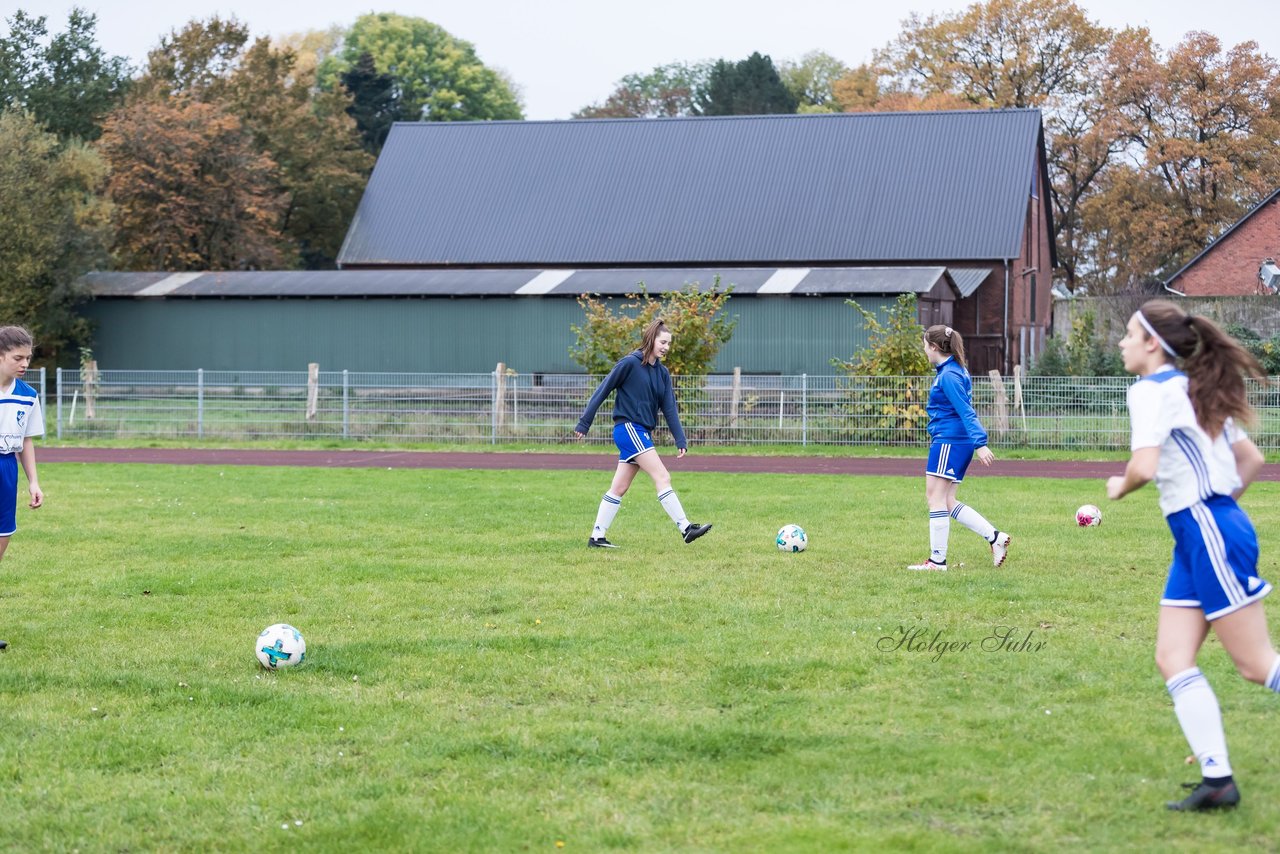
[1108,298,1279,811]
[908,324,1011,571]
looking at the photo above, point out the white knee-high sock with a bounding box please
[929,510,950,563]
[657,488,689,531]
[1167,667,1232,778]
[592,492,622,538]
[1265,656,1280,693]
[951,502,996,543]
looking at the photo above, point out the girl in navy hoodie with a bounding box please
[574,319,712,548]
[909,325,1009,571]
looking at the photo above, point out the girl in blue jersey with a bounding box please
[908,325,1010,571]
[0,326,45,652]
[1107,299,1280,812]
[574,319,712,549]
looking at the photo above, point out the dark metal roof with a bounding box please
[338,110,1047,268]
[948,267,993,298]
[1163,188,1280,288]
[83,267,963,298]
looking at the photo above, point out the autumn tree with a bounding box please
[875,0,1119,292]
[696,52,798,116]
[0,8,130,141]
[224,38,373,267]
[1087,30,1280,289]
[123,17,371,267]
[574,61,712,118]
[99,98,286,271]
[319,13,523,124]
[0,110,108,362]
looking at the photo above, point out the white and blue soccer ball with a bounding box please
[256,623,306,669]
[776,524,807,552]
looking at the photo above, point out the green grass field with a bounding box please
[3,463,1279,851]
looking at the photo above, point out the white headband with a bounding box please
[1136,311,1178,358]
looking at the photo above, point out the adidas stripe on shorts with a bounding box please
[1162,494,1272,621]
[612,421,655,463]
[926,442,975,483]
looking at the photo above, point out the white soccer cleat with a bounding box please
[907,559,947,571]
[991,532,1011,567]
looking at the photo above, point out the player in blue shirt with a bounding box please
[0,326,46,652]
[1107,299,1280,812]
[574,319,712,549]
[907,325,1010,571]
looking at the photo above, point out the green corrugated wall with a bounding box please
[80,295,892,375]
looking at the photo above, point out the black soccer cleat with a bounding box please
[0,640,7,651]
[682,522,713,544]
[1166,780,1240,811]
[588,537,618,549]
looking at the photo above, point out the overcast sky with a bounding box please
[12,0,1275,119]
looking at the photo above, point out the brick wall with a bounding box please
[1174,196,1280,296]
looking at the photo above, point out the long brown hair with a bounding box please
[923,324,967,369]
[1137,299,1264,435]
[639,318,670,363]
[0,325,34,354]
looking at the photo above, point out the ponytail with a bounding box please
[923,324,967,369]
[1137,299,1264,435]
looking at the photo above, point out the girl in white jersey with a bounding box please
[1107,299,1279,812]
[0,325,45,652]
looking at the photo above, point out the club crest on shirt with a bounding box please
[14,411,23,427]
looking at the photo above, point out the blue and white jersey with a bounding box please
[1127,367,1243,516]
[0,378,43,454]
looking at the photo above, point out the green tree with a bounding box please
[132,15,249,102]
[574,61,713,118]
[778,51,849,113]
[696,52,798,116]
[832,294,931,440]
[0,110,108,363]
[0,8,130,141]
[320,13,523,123]
[570,282,735,379]
[832,294,930,376]
[340,52,397,152]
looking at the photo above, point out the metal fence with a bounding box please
[30,367,1280,451]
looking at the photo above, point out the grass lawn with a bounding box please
[2,463,1278,851]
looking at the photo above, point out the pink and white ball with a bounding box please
[1076,504,1102,527]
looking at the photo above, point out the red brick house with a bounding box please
[1164,189,1280,296]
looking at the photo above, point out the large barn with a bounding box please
[82,109,1055,375]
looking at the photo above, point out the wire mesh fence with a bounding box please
[33,367,1280,451]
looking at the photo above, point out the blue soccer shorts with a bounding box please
[0,453,17,537]
[926,442,975,483]
[612,421,655,463]
[1162,495,1272,621]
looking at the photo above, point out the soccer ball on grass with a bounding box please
[776,524,807,552]
[256,623,306,669]
[1076,504,1102,527]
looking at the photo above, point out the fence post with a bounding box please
[988,370,1008,437]
[55,367,62,440]
[801,373,808,446]
[342,369,349,438]
[305,363,319,421]
[729,366,741,429]
[491,367,498,445]
[197,368,204,438]
[494,362,507,437]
